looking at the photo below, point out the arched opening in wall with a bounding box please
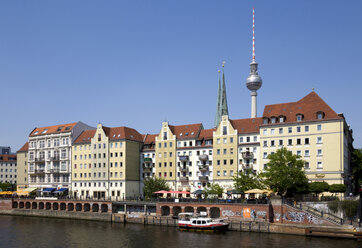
[184,206,194,213]
[32,202,37,209]
[12,201,18,208]
[68,203,74,211]
[210,207,221,218]
[53,203,59,210]
[172,206,182,217]
[197,206,207,214]
[161,206,170,216]
[101,204,108,213]
[45,202,51,210]
[92,204,99,212]
[84,203,90,212]
[76,203,82,211]
[39,202,44,210]
[60,203,66,211]
[25,202,31,209]
[19,202,24,209]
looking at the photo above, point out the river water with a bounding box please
[0,215,359,248]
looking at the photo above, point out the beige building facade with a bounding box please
[16,142,29,190]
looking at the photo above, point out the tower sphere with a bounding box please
[246,62,262,91]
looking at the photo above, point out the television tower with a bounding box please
[246,8,262,118]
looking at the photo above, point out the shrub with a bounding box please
[340,200,358,219]
[329,184,347,194]
[308,181,329,196]
[328,200,339,213]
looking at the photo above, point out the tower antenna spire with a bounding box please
[252,7,255,61]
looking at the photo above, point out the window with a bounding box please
[223,170,227,176]
[246,137,250,142]
[288,139,293,146]
[263,129,267,135]
[317,149,322,156]
[223,126,227,135]
[223,138,227,144]
[288,127,292,133]
[217,138,220,144]
[170,142,172,147]
[317,162,323,169]
[271,129,275,135]
[217,160,220,165]
[317,124,322,131]
[253,136,257,142]
[217,171,220,176]
[163,132,167,140]
[217,149,220,155]
[317,137,322,144]
[158,143,161,148]
[305,162,310,170]
[263,141,267,147]
[296,150,301,156]
[263,118,268,124]
[263,152,268,159]
[230,159,233,165]
[317,112,324,120]
[230,170,234,176]
[305,150,310,157]
[279,116,285,123]
[230,148,234,154]
[164,142,167,148]
[297,114,303,122]
[279,140,283,146]
[305,126,309,132]
[223,160,227,165]
[271,117,276,123]
[305,138,310,145]
[223,149,227,155]
[271,140,275,146]
[296,139,301,145]
[164,162,167,167]
[230,137,234,143]
[297,126,301,133]
[279,128,283,134]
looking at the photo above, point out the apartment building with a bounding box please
[72,124,143,200]
[0,154,17,184]
[27,122,92,191]
[16,142,28,190]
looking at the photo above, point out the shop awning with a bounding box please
[42,188,56,192]
[54,188,68,193]
[23,187,37,193]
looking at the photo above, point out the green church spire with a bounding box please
[214,61,229,128]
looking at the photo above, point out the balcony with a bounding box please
[242,164,253,170]
[34,169,45,174]
[199,154,209,162]
[34,157,45,163]
[198,165,209,172]
[179,176,189,182]
[242,151,254,159]
[179,167,189,173]
[143,166,152,173]
[199,176,209,182]
[144,157,152,163]
[51,156,60,161]
[50,168,60,173]
[179,155,189,162]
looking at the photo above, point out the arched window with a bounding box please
[296,114,304,122]
[279,115,286,123]
[316,111,325,120]
[271,116,277,124]
[263,117,269,124]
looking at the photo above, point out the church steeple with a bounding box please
[214,61,229,128]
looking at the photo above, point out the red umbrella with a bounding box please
[180,191,190,194]
[168,190,182,194]
[153,190,169,194]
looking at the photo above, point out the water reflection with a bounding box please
[0,216,359,248]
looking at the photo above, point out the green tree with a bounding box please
[341,200,358,223]
[309,181,330,197]
[329,184,347,195]
[352,148,362,194]
[261,147,308,196]
[143,177,170,199]
[233,169,265,193]
[204,183,224,198]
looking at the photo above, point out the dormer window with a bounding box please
[279,116,285,123]
[263,118,269,124]
[57,126,64,132]
[271,117,277,124]
[185,132,189,136]
[296,114,303,122]
[180,133,183,136]
[34,131,39,135]
[316,111,325,120]
[42,129,48,134]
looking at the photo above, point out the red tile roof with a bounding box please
[230,118,263,134]
[0,154,17,162]
[17,142,29,153]
[197,129,215,140]
[74,126,144,144]
[30,122,78,137]
[73,130,96,144]
[262,91,342,125]
[169,123,203,139]
[143,134,158,144]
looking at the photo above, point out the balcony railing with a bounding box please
[179,167,189,173]
[179,156,189,162]
[198,154,209,162]
[242,151,254,159]
[34,158,45,163]
[143,167,152,173]
[51,156,60,161]
[198,165,209,172]
[179,176,189,182]
[242,164,253,170]
[199,176,209,182]
[143,157,152,163]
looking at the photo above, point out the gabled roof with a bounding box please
[168,123,202,139]
[230,118,263,134]
[17,142,29,153]
[73,126,143,144]
[0,154,16,162]
[73,130,96,144]
[197,129,214,140]
[143,134,158,145]
[29,122,78,137]
[262,91,342,125]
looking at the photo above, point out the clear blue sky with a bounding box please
[1,0,361,151]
